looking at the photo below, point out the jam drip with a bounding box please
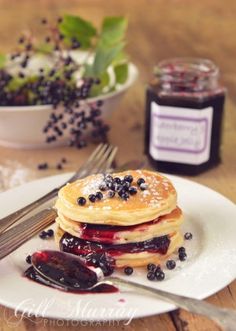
[60,232,170,258]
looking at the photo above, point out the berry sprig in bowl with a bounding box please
[0,15,138,148]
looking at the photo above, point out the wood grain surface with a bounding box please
[0,1,235,330]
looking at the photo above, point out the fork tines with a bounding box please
[0,143,118,261]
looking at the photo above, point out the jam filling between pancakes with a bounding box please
[75,217,163,243]
[60,232,170,258]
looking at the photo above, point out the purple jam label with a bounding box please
[149,102,213,165]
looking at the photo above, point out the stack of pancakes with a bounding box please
[55,170,183,268]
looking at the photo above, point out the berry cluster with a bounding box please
[146,264,165,281]
[0,17,109,148]
[77,175,148,205]
[39,228,54,239]
[178,246,187,261]
[37,157,67,171]
[86,252,114,276]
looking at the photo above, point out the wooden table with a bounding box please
[0,0,236,330]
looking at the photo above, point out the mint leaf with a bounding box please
[99,17,128,47]
[0,54,6,68]
[114,62,128,84]
[59,15,97,49]
[89,71,110,97]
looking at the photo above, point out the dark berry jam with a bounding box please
[24,266,117,294]
[145,58,226,175]
[60,232,170,261]
[78,217,162,244]
[24,250,117,294]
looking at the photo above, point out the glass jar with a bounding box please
[145,58,226,175]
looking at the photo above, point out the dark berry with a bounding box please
[140,183,148,191]
[114,183,122,192]
[155,270,165,281]
[184,232,193,240]
[108,190,115,198]
[96,191,103,200]
[39,231,47,239]
[147,272,156,281]
[18,72,25,78]
[121,192,129,200]
[89,194,96,203]
[61,157,67,163]
[26,255,31,264]
[124,266,133,275]
[99,183,107,191]
[113,177,121,184]
[77,197,86,206]
[37,162,48,170]
[105,175,113,182]
[124,175,133,183]
[107,181,115,190]
[18,37,25,44]
[137,178,145,186]
[25,43,32,51]
[154,266,162,275]
[179,252,187,261]
[147,263,156,271]
[57,163,63,170]
[41,18,47,24]
[178,246,185,254]
[96,100,103,107]
[47,229,54,237]
[122,181,130,190]
[166,260,176,270]
[128,186,137,195]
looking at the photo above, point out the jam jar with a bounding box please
[145,58,226,175]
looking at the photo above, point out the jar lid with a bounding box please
[154,58,219,94]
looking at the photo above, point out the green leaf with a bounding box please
[89,71,110,97]
[0,54,6,68]
[6,75,38,92]
[59,14,97,49]
[114,62,128,84]
[92,42,125,76]
[99,17,128,47]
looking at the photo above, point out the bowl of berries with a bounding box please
[0,15,138,149]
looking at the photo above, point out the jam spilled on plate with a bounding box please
[24,250,117,294]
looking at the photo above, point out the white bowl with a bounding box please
[0,63,138,149]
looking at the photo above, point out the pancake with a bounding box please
[56,207,183,244]
[55,169,184,270]
[55,170,177,226]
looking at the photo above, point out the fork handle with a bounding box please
[0,188,59,234]
[110,277,236,331]
[0,208,57,260]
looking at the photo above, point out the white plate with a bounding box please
[0,173,236,322]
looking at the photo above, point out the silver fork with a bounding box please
[0,143,117,234]
[0,144,118,261]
